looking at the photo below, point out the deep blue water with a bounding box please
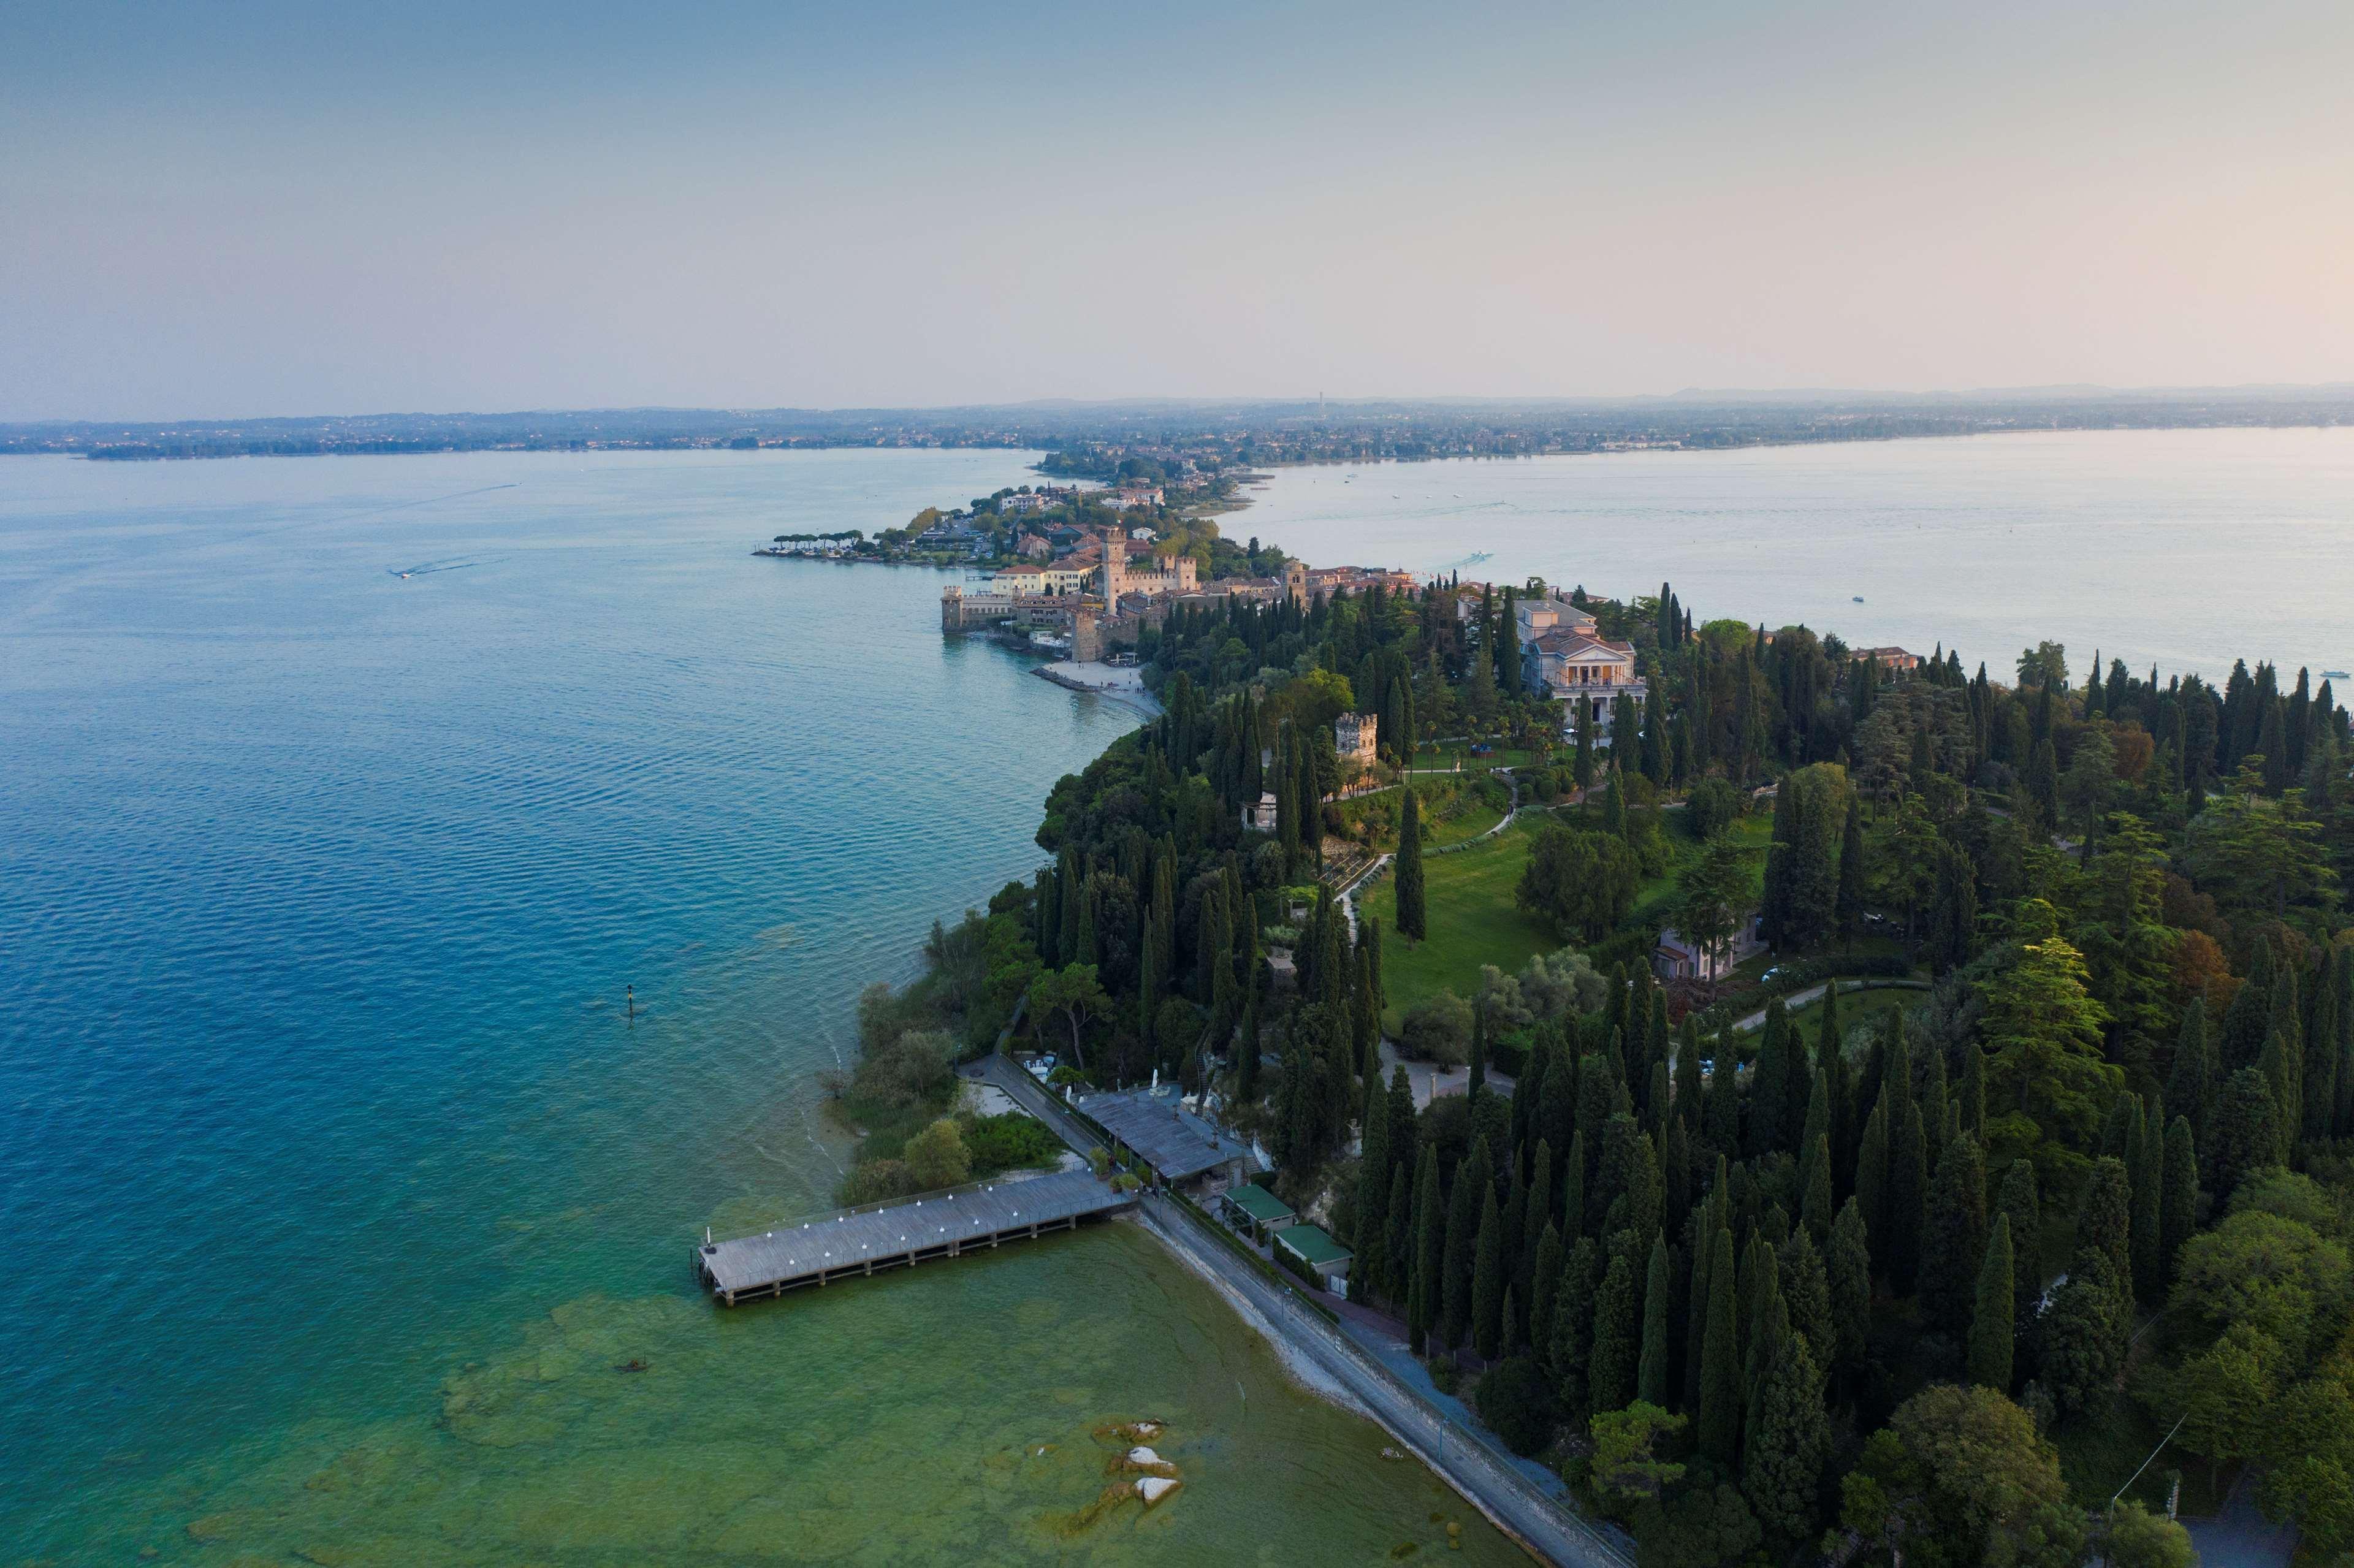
[0,450,1154,1550]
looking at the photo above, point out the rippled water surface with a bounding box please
[0,451,1518,1566]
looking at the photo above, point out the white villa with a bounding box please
[1517,591,1645,737]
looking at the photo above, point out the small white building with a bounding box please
[1242,791,1278,831]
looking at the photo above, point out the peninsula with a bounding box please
[813,522,2354,1567]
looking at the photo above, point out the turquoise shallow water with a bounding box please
[0,451,1520,1565]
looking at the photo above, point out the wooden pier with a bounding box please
[695,1168,1135,1305]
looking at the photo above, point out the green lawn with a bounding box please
[1415,743,1542,770]
[1414,774,1513,849]
[1365,816,1559,1032]
[1776,982,1918,1042]
[1628,810,1774,927]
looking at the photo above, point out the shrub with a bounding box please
[1398,991,1474,1065]
[1686,777,1744,839]
[848,1024,958,1111]
[902,1118,973,1190]
[1476,1356,1557,1456]
[838,1159,912,1206]
[962,1113,1063,1177]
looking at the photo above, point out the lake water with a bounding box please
[1236,428,2354,684]
[0,450,1515,1566]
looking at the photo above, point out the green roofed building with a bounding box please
[1274,1224,1353,1288]
[1221,1184,1296,1240]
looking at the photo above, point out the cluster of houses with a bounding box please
[945,523,1420,663]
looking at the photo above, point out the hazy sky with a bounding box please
[5,0,2350,420]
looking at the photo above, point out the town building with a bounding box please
[1335,711,1379,767]
[1015,531,1051,559]
[1515,590,1598,643]
[1000,490,1053,514]
[1241,791,1278,831]
[1858,646,1921,672]
[1101,531,1198,599]
[991,561,1099,596]
[1302,565,1419,598]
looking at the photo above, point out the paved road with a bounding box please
[973,1054,1626,1568]
[1727,976,1931,1032]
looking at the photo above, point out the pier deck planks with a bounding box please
[696,1168,1132,1304]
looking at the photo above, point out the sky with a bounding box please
[4,0,2351,421]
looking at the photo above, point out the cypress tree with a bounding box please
[1705,1032,1742,1152]
[1995,1159,2042,1341]
[1742,1333,1830,1547]
[1683,1217,1716,1412]
[1588,1246,1642,1415]
[1956,1035,1987,1137]
[1800,1133,1834,1246]
[1919,1135,1988,1335]
[2127,1102,2163,1304]
[1674,1016,1704,1130]
[1561,1130,1586,1245]
[1827,1198,1871,1395]
[1409,1144,1441,1354]
[1637,1231,1674,1407]
[1382,1160,1413,1306]
[1529,1222,1565,1372]
[1778,1229,1832,1367]
[1969,1213,2016,1392]
[1471,1179,1506,1361]
[1441,1157,1483,1352]
[1520,1144,1553,1310]
[1742,1236,1786,1393]
[1887,1098,1928,1293]
[1852,1098,1889,1255]
[2305,947,2342,1143]
[1697,1227,1742,1464]
[2144,1124,2184,1318]
[2257,1029,2299,1166]
[1550,1236,1601,1413]
[1395,785,1426,940]
[1835,796,1866,946]
[1748,1002,1792,1159]
[1056,848,1083,962]
[1075,874,1099,967]
[2210,1068,2276,1204]
[1354,1082,1393,1301]
[2079,1157,2133,1286]
[2221,940,2274,1072]
[1237,969,1265,1101]
[2166,998,2212,1136]
[1468,997,1487,1104]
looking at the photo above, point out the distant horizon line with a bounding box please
[12,380,2354,432]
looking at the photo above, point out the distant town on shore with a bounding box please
[9,385,2354,464]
